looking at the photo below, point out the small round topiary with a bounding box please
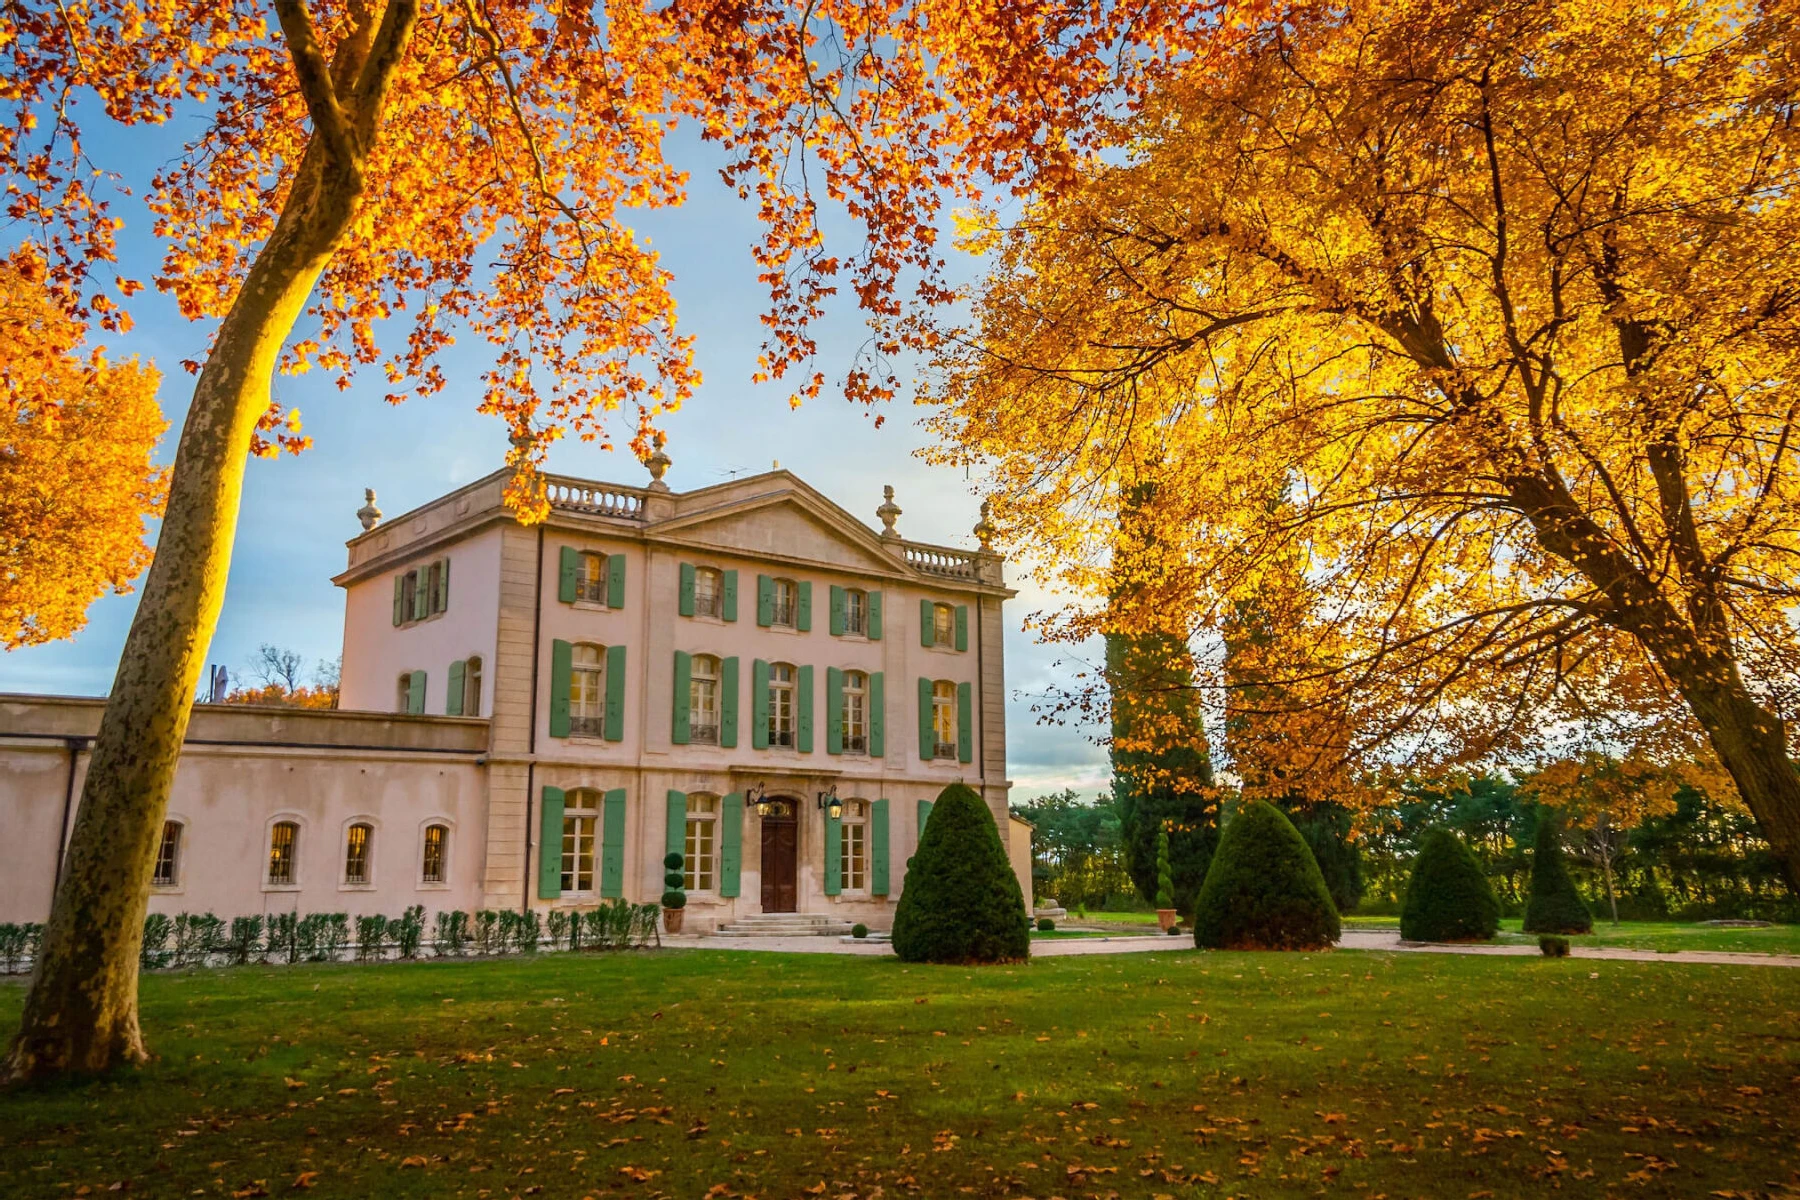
[851,923,869,939]
[1036,917,1055,932]
[1400,828,1500,942]
[892,783,1030,963]
[1523,810,1593,935]
[660,889,687,909]
[1192,800,1340,951]
[664,852,684,871]
[1538,935,1571,957]
[664,871,685,889]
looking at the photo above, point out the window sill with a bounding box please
[568,734,614,745]
[262,883,301,893]
[415,881,452,892]
[395,610,449,631]
[925,643,965,655]
[339,883,377,892]
[150,883,184,895]
[571,599,612,613]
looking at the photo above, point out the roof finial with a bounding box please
[645,440,672,492]
[877,484,902,539]
[973,498,995,551]
[356,488,382,531]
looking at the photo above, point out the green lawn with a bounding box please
[1341,915,1800,956]
[2,948,1796,1199]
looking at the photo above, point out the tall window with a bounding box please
[841,799,868,890]
[421,824,449,884]
[343,822,373,885]
[561,790,600,894]
[462,656,483,717]
[843,670,869,753]
[685,794,718,891]
[933,602,955,646]
[694,567,723,618]
[768,662,796,747]
[932,680,957,759]
[690,654,720,744]
[569,643,606,736]
[395,671,413,713]
[576,551,609,604]
[844,588,867,635]
[152,820,182,887]
[399,571,418,623]
[772,577,798,627]
[267,821,299,886]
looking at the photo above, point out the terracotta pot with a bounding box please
[663,907,685,935]
[1156,908,1178,932]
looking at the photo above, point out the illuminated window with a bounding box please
[267,821,299,886]
[561,790,601,894]
[569,643,606,736]
[343,822,373,886]
[932,680,957,759]
[421,824,449,884]
[841,799,867,891]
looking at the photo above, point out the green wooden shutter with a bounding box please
[825,666,844,754]
[678,562,696,617]
[797,665,814,753]
[919,598,934,647]
[829,585,845,636]
[868,672,885,758]
[756,574,774,626]
[408,669,427,714]
[549,639,573,737]
[797,581,813,632]
[871,798,890,895]
[721,656,740,748]
[436,557,451,613]
[666,790,687,861]
[917,676,934,760]
[600,789,626,898]
[958,681,974,763]
[446,659,466,716]
[955,605,969,652]
[751,659,770,749]
[672,650,692,744]
[604,644,627,741]
[917,798,934,842]
[867,591,882,641]
[607,554,626,609]
[722,569,739,622]
[720,793,744,897]
[558,546,579,603]
[412,569,430,620]
[538,787,566,899]
[392,576,404,626]
[824,812,842,895]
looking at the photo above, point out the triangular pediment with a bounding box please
[650,480,904,575]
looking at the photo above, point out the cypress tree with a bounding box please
[893,783,1030,963]
[1192,800,1340,950]
[1523,809,1593,935]
[1154,828,1174,908]
[1400,828,1500,942]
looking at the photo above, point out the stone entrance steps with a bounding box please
[712,913,858,938]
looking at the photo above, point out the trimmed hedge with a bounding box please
[1399,828,1499,942]
[1524,810,1593,934]
[892,783,1030,963]
[1192,800,1340,950]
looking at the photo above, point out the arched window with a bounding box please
[693,567,724,618]
[267,820,299,886]
[569,643,606,736]
[843,588,868,635]
[842,670,869,754]
[768,662,796,747]
[771,577,798,627]
[152,820,183,888]
[421,823,449,884]
[560,788,602,895]
[685,794,718,891]
[576,551,609,604]
[342,822,374,886]
[462,656,483,717]
[690,654,721,744]
[932,680,957,759]
[841,799,868,890]
[932,602,956,646]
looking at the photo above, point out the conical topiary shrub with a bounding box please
[1523,809,1592,934]
[1400,828,1500,942]
[893,783,1030,963]
[1192,799,1340,950]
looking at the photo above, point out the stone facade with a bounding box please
[0,467,1024,932]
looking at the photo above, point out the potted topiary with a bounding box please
[662,851,687,934]
[1154,827,1178,931]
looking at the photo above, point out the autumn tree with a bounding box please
[0,255,165,649]
[930,0,1800,888]
[3,0,1240,1081]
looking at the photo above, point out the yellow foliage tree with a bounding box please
[0,256,166,649]
[930,0,1800,885]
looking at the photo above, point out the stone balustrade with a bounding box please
[544,475,647,520]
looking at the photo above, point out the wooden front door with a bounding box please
[760,801,798,913]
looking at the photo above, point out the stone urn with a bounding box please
[1156,908,1179,932]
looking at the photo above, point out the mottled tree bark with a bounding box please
[6,0,418,1083]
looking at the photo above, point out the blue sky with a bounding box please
[0,114,1109,802]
